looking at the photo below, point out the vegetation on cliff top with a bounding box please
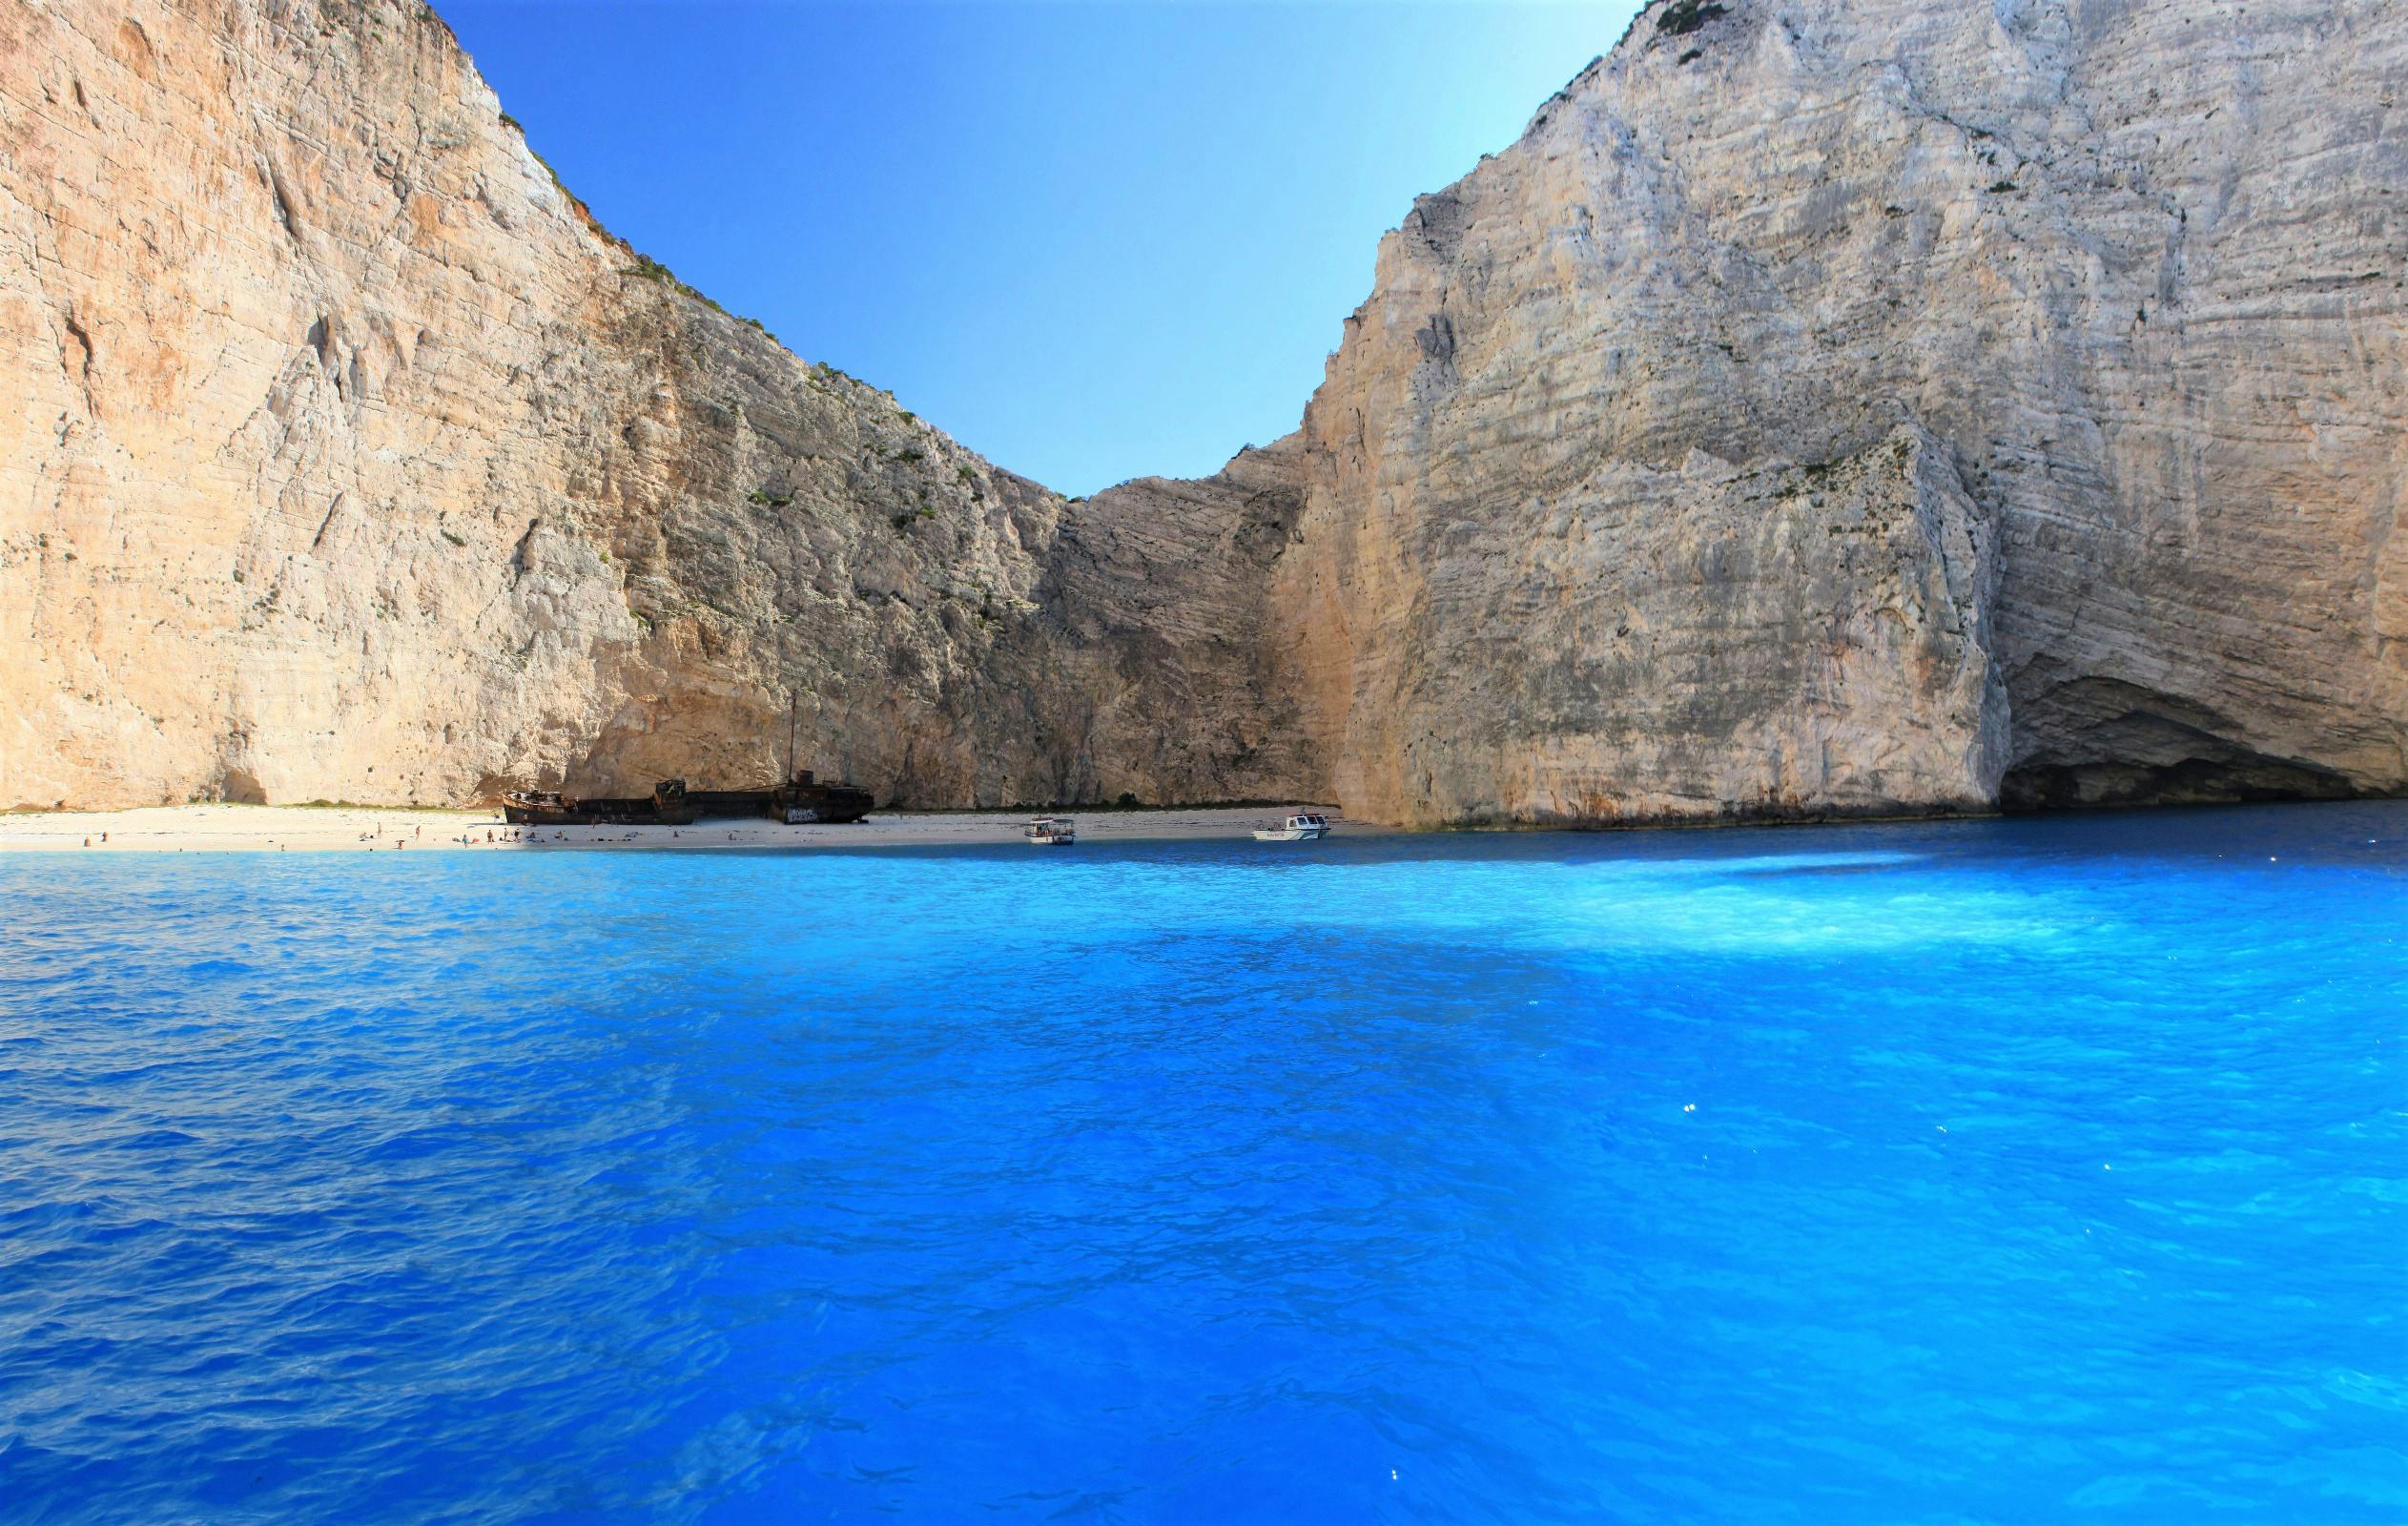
[1656,1,1730,35]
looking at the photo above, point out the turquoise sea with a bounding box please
[1,803,2402,1521]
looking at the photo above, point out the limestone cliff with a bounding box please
[3,0,2401,822]
[0,0,1286,810]
[1269,0,2405,824]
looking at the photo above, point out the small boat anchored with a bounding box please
[1253,811,1332,842]
[1022,815,1078,846]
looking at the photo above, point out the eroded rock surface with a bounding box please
[0,0,1286,809]
[2,0,2400,822]
[1269,0,2404,824]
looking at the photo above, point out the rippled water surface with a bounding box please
[3,803,2403,1522]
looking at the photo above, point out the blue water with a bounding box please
[1,804,2402,1523]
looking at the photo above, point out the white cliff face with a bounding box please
[0,0,1204,810]
[1270,0,2405,824]
[1,0,2399,822]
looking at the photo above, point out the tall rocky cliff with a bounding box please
[0,0,1304,811]
[4,0,2401,823]
[1271,0,2405,824]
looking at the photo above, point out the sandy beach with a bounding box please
[0,803,1358,854]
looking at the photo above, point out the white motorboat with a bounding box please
[1252,812,1332,842]
[1022,815,1077,845]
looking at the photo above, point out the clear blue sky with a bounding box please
[437,2,1643,494]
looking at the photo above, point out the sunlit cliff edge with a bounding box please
[4,0,2400,825]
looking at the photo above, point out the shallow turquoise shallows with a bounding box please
[2,803,2402,1522]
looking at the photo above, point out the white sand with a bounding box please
[0,803,1358,854]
